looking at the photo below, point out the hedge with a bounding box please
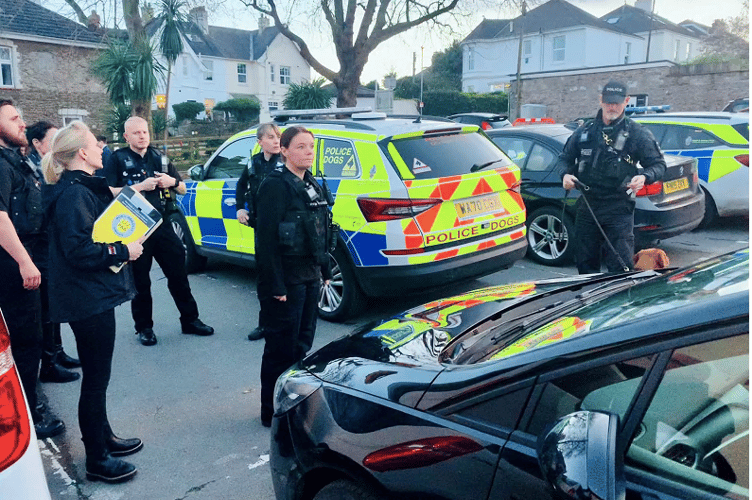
[421,91,509,117]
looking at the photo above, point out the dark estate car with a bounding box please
[448,112,511,130]
[270,249,749,500]
[486,124,705,265]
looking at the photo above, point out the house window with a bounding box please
[237,63,247,83]
[552,36,565,62]
[0,47,13,87]
[59,108,88,126]
[280,66,290,84]
[686,42,692,61]
[674,40,680,60]
[268,101,278,112]
[624,42,631,64]
[523,40,531,64]
[203,59,213,81]
[468,50,474,70]
[270,65,275,82]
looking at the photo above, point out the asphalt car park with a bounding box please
[486,124,705,266]
[175,109,527,322]
[270,248,749,500]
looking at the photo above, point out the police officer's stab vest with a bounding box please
[1,148,43,237]
[118,147,177,213]
[576,118,640,193]
[270,168,334,266]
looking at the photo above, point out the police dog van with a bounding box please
[175,109,527,321]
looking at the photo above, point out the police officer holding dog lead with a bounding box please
[255,126,334,427]
[104,116,214,346]
[559,80,666,274]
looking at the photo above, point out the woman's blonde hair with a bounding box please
[42,121,91,184]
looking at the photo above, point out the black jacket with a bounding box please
[556,111,666,204]
[255,166,332,297]
[235,151,281,227]
[43,170,134,323]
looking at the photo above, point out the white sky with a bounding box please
[50,0,747,83]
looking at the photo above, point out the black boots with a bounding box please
[181,319,214,336]
[86,454,137,483]
[39,350,80,383]
[105,424,143,457]
[247,326,265,341]
[35,418,66,439]
[56,350,81,368]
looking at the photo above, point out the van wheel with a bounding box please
[526,206,574,266]
[318,246,365,322]
[313,479,388,500]
[169,212,207,273]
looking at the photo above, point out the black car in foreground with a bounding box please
[270,248,749,500]
[486,124,705,266]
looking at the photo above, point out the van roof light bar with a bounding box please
[271,107,374,122]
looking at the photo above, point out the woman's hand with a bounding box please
[237,209,250,225]
[19,260,41,290]
[126,238,145,261]
[274,295,287,302]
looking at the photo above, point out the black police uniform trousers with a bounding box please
[0,251,43,421]
[28,237,63,359]
[69,308,116,458]
[574,200,634,274]
[259,280,320,420]
[131,221,199,332]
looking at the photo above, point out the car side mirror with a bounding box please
[188,164,204,181]
[537,411,625,500]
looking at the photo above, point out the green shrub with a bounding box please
[173,101,205,122]
[421,91,509,117]
[283,78,333,110]
[214,98,260,122]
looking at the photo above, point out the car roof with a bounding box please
[448,112,507,119]
[265,114,469,139]
[486,124,573,140]
[633,111,749,124]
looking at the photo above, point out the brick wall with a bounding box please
[1,40,110,132]
[517,64,749,122]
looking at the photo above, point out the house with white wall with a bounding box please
[151,8,310,122]
[461,0,703,94]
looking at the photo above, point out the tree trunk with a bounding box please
[163,61,172,145]
[123,0,145,43]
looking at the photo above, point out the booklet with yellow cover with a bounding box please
[93,186,163,272]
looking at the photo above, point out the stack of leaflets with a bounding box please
[93,186,163,272]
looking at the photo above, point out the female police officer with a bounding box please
[255,126,332,427]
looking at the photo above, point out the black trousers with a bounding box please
[574,201,634,274]
[259,281,320,418]
[39,273,63,356]
[0,256,42,420]
[131,223,199,332]
[69,308,116,459]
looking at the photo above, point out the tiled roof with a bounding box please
[463,19,512,41]
[601,5,699,38]
[0,0,103,44]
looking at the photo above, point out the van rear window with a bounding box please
[389,131,513,179]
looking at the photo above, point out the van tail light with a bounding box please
[693,172,699,184]
[635,182,662,197]
[734,154,749,167]
[0,310,32,473]
[363,436,483,472]
[357,198,442,222]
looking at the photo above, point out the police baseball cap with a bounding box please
[602,80,628,104]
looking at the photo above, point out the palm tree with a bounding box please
[92,38,164,136]
[154,0,188,144]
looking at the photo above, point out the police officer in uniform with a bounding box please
[235,122,281,341]
[255,126,332,427]
[0,99,65,438]
[104,116,214,346]
[558,80,666,274]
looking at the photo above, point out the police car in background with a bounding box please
[633,112,749,227]
[0,309,52,499]
[174,109,528,321]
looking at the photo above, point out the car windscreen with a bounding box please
[388,131,514,180]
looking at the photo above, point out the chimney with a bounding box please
[190,7,209,35]
[635,0,653,12]
[87,10,101,31]
[258,14,270,34]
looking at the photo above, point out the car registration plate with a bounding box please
[455,193,504,219]
[663,177,689,195]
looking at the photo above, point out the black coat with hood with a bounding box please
[43,169,134,323]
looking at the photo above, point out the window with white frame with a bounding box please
[203,59,213,81]
[237,63,247,83]
[270,64,275,82]
[686,42,692,61]
[59,108,88,126]
[468,49,474,70]
[280,66,291,84]
[674,40,680,60]
[523,40,532,64]
[553,36,565,62]
[624,42,631,64]
[0,47,14,87]
[268,101,278,111]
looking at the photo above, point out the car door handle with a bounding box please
[224,198,236,206]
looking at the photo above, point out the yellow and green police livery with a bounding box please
[176,109,527,321]
[634,112,749,226]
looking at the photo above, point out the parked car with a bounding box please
[176,109,527,321]
[270,248,749,500]
[633,112,748,227]
[0,309,53,499]
[722,97,749,113]
[447,113,511,130]
[485,124,704,266]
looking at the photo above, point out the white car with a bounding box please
[0,309,52,499]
